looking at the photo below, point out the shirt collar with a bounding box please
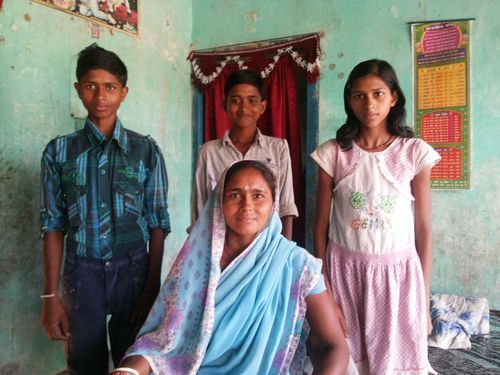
[222,128,263,148]
[84,118,129,153]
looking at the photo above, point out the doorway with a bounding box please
[189,33,321,250]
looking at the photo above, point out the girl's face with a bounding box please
[224,83,267,130]
[222,167,274,244]
[348,74,398,131]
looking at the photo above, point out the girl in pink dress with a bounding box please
[312,59,441,374]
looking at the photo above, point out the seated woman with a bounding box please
[111,160,349,375]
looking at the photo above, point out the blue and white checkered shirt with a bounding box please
[40,118,170,259]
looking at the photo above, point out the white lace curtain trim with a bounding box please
[190,45,320,85]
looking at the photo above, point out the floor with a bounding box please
[56,311,500,374]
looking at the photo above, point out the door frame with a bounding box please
[192,81,319,251]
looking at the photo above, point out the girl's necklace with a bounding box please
[355,135,393,151]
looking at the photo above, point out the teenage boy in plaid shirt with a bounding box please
[40,44,170,374]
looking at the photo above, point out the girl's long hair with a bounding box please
[336,59,414,150]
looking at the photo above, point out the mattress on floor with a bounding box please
[428,310,500,375]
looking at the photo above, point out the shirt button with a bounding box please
[101,202,107,208]
[104,261,112,267]
[101,234,107,239]
[100,169,106,175]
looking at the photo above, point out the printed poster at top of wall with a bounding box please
[33,0,139,36]
[412,20,472,189]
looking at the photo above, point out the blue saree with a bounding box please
[125,174,324,374]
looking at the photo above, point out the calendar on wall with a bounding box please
[411,19,473,189]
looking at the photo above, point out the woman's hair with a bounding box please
[336,59,414,150]
[223,160,276,202]
[224,70,265,99]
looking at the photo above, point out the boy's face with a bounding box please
[74,69,128,126]
[224,83,267,131]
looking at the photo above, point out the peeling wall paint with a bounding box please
[192,0,500,308]
[0,0,193,373]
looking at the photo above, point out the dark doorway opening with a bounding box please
[190,34,321,250]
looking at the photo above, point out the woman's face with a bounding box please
[222,167,274,243]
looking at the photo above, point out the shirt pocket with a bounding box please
[113,182,145,220]
[62,185,88,227]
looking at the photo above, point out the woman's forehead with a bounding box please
[225,168,269,188]
[226,167,263,182]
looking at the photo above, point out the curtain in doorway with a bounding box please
[188,33,321,245]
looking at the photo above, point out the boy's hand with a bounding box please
[131,283,160,336]
[41,297,70,340]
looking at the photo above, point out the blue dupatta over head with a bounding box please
[126,163,323,374]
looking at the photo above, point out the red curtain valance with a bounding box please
[187,33,321,87]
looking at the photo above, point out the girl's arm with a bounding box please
[313,167,333,279]
[411,165,433,335]
[313,167,348,336]
[306,291,350,375]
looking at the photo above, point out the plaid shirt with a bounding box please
[40,118,170,259]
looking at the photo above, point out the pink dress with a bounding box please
[311,137,441,375]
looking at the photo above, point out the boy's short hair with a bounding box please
[224,69,265,99]
[76,43,128,86]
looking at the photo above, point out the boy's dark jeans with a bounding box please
[63,245,148,375]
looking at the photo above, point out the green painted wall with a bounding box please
[192,0,500,308]
[1,0,499,372]
[0,1,192,373]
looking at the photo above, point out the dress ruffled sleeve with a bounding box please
[414,139,442,175]
[310,139,337,178]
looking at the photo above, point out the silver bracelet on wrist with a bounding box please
[40,293,57,299]
[110,367,140,375]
